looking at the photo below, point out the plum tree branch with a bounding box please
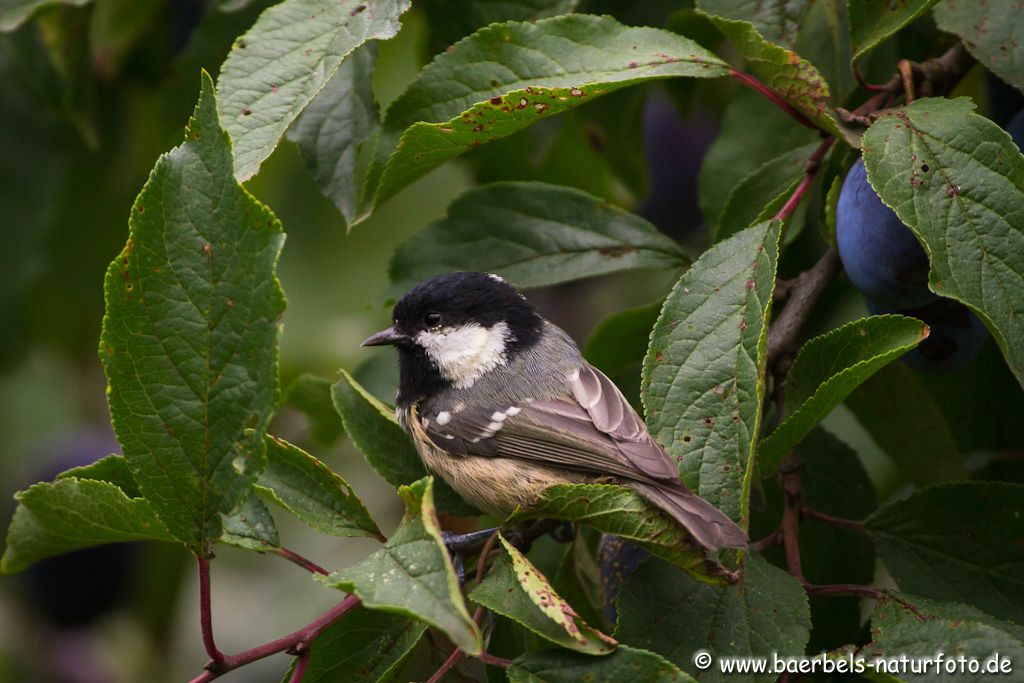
[196,556,226,668]
[188,594,362,682]
[730,69,820,130]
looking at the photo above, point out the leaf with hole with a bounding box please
[862,97,1024,388]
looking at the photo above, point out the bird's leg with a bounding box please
[442,528,500,584]
[548,521,576,543]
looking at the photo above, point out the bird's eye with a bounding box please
[424,312,442,328]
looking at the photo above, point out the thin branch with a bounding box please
[274,546,330,576]
[898,60,916,103]
[777,457,806,585]
[196,556,226,668]
[802,507,867,532]
[766,247,841,370]
[806,583,886,600]
[481,653,514,668]
[730,69,820,130]
[288,650,311,683]
[750,530,782,551]
[425,647,464,683]
[190,594,361,681]
[773,137,835,225]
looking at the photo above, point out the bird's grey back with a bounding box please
[422,321,583,413]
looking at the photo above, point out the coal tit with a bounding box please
[362,272,746,551]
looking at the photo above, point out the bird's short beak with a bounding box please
[361,326,406,347]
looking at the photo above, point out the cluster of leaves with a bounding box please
[2,1,1024,682]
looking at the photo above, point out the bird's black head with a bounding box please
[362,272,543,405]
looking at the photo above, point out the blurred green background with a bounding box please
[2,1,1021,681]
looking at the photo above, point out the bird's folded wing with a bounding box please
[422,364,678,484]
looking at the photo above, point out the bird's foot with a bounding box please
[442,528,500,584]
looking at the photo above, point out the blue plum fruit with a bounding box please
[836,159,937,308]
[1008,109,1024,150]
[867,298,988,374]
[598,535,650,625]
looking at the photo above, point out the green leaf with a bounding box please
[848,0,940,62]
[358,14,730,218]
[59,454,140,498]
[221,489,279,551]
[507,484,733,585]
[283,374,345,445]
[323,477,482,654]
[330,369,478,517]
[792,428,877,652]
[934,0,1024,93]
[861,594,1024,682]
[0,0,89,31]
[1,479,175,574]
[470,534,616,654]
[642,220,781,526]
[866,482,1024,624]
[287,43,378,226]
[758,315,929,474]
[845,363,968,486]
[714,142,819,242]
[282,606,426,683]
[508,644,696,683]
[217,0,411,181]
[615,552,810,681]
[585,301,662,408]
[100,72,285,552]
[257,434,383,540]
[862,97,1024,387]
[388,182,689,297]
[698,89,818,234]
[694,0,814,44]
[695,2,842,137]
[421,0,577,57]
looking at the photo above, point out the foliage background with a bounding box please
[0,1,1021,681]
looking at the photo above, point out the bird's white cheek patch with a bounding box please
[416,322,511,388]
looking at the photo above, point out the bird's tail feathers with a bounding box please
[630,482,748,551]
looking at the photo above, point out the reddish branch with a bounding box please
[197,556,226,667]
[729,70,820,130]
[188,583,361,682]
[274,546,330,576]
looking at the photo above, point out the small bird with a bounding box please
[362,272,747,551]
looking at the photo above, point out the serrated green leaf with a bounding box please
[287,43,378,226]
[470,534,616,654]
[695,2,842,137]
[866,482,1024,624]
[421,0,577,57]
[330,369,478,517]
[509,644,696,683]
[759,315,929,474]
[848,0,940,62]
[257,434,383,540]
[221,489,279,551]
[281,606,426,683]
[934,0,1024,93]
[642,220,781,526]
[699,90,818,233]
[715,142,819,242]
[1,479,175,574]
[59,454,140,498]
[323,477,482,654]
[861,594,1024,682]
[861,97,1024,387]
[846,363,967,486]
[283,374,345,445]
[508,484,732,585]
[614,552,810,682]
[100,72,285,552]
[217,0,411,181]
[0,0,89,31]
[388,182,689,297]
[358,14,730,219]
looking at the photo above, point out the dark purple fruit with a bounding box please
[598,535,649,625]
[867,298,988,374]
[837,159,937,309]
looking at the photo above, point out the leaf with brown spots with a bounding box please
[471,534,616,654]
